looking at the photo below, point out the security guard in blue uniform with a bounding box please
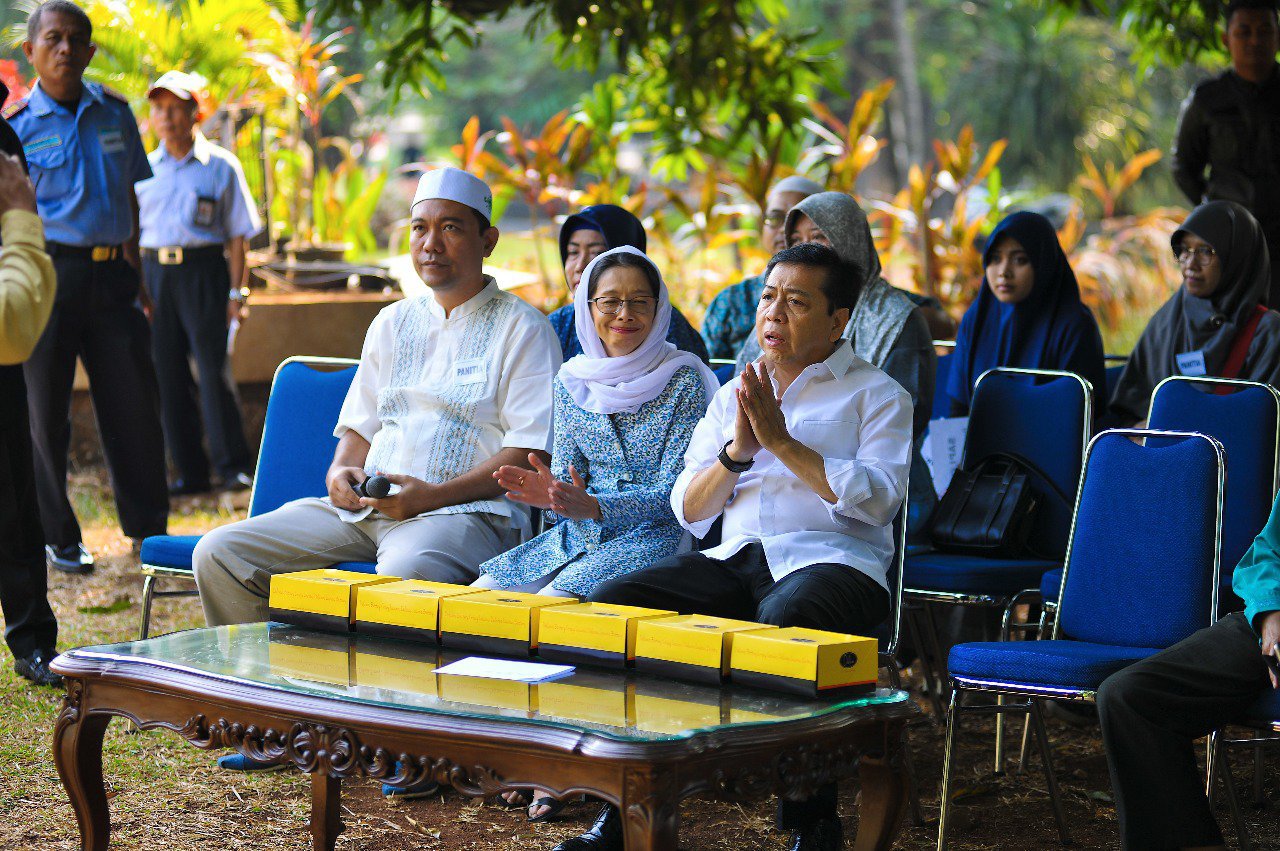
[6,0,169,573]
[139,71,260,495]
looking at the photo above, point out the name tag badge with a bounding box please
[454,357,487,386]
[97,128,126,154]
[193,195,217,228]
[1176,350,1207,377]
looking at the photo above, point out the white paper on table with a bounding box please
[434,656,575,683]
[922,416,969,498]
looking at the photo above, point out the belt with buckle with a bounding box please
[142,245,225,266]
[46,242,122,262]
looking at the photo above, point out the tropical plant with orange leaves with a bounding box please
[1076,149,1164,218]
[248,9,363,248]
[649,169,757,321]
[564,80,652,212]
[802,80,895,194]
[873,126,1007,310]
[1064,148,1184,346]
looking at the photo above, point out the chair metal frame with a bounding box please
[936,428,1226,850]
[1142,378,1280,849]
[904,366,1093,720]
[137,356,360,639]
[1008,376,1280,784]
[1021,376,1277,624]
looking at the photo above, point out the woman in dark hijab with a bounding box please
[949,211,1106,416]
[548,204,708,362]
[1110,201,1280,425]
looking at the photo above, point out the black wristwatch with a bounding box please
[718,440,754,473]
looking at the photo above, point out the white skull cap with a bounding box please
[412,166,493,222]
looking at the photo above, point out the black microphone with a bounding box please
[355,475,392,499]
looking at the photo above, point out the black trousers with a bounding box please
[1097,612,1271,850]
[145,252,251,484]
[25,254,168,546]
[590,544,891,829]
[0,369,57,659]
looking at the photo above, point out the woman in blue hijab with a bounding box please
[948,211,1106,416]
[547,205,709,362]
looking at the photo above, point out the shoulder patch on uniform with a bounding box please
[102,86,129,103]
[1,99,28,119]
[23,135,61,156]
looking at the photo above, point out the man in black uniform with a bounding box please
[1173,0,1280,306]
[0,79,62,686]
[6,0,168,573]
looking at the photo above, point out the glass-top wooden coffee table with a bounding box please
[51,624,919,850]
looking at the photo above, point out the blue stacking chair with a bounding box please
[936,429,1226,849]
[1034,376,1280,618]
[1103,353,1127,405]
[137,357,375,639]
[904,367,1093,716]
[709,358,737,386]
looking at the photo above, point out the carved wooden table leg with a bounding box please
[310,772,343,851]
[852,725,910,851]
[620,766,679,851]
[52,682,113,851]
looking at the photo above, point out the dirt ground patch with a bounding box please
[0,473,1276,850]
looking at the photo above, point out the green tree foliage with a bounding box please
[316,0,838,174]
[1041,0,1232,66]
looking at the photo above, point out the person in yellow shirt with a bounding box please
[0,120,62,686]
[0,152,55,361]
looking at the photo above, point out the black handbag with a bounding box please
[929,452,1042,558]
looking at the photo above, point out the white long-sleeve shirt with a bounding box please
[672,340,912,589]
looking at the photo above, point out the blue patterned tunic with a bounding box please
[701,273,764,360]
[480,365,708,596]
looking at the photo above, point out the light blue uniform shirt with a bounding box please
[136,134,262,248]
[6,81,151,246]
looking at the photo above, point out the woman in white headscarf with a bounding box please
[475,246,717,601]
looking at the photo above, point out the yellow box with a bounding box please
[437,673,538,714]
[354,580,483,644]
[268,625,352,687]
[438,590,577,656]
[268,569,399,632]
[537,671,634,728]
[351,637,440,695]
[632,679,726,735]
[537,603,678,668]
[730,627,878,697]
[633,615,778,684]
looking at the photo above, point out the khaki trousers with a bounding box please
[193,497,519,626]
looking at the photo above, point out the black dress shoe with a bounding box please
[169,479,212,496]
[551,803,622,851]
[14,649,63,687]
[789,816,843,851]
[46,543,94,574]
[221,472,253,492]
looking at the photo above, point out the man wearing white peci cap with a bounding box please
[192,166,562,630]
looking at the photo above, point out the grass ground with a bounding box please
[0,469,1275,850]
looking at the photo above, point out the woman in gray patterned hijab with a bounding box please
[740,191,938,533]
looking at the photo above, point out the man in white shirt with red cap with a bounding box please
[193,166,562,628]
